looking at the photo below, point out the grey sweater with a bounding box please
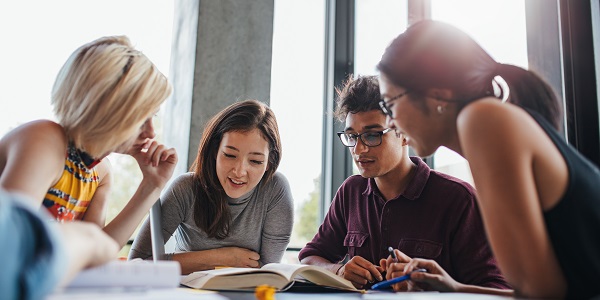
[128,171,294,265]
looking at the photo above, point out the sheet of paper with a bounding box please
[66,260,181,289]
[48,288,227,300]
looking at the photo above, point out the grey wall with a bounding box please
[165,0,275,174]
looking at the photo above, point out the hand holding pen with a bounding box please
[379,247,412,273]
[337,255,385,289]
[371,268,427,290]
[396,257,462,292]
[379,251,462,292]
[377,247,418,291]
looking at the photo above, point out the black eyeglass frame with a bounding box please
[336,128,393,147]
[378,90,410,118]
[379,89,472,118]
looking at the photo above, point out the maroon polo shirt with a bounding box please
[299,157,510,289]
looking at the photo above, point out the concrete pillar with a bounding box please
[164,0,275,175]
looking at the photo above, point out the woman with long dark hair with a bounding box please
[378,20,600,299]
[130,100,294,275]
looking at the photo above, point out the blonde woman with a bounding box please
[0,35,177,251]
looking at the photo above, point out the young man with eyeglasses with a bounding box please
[298,75,510,292]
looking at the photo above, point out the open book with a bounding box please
[180,263,359,292]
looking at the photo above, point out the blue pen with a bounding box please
[371,268,427,290]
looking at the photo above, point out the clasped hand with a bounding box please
[218,247,261,268]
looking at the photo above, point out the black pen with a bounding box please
[388,246,398,263]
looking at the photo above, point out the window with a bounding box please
[353,0,409,175]
[430,0,528,185]
[0,0,174,256]
[270,0,326,263]
[334,0,529,185]
[328,0,541,197]
[355,0,409,77]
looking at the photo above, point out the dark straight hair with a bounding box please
[189,100,282,239]
[377,20,562,130]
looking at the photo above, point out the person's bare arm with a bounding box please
[0,120,66,205]
[172,247,260,275]
[387,256,514,296]
[57,221,119,287]
[84,140,177,248]
[81,159,111,227]
[458,100,567,298]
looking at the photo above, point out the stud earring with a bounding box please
[437,105,445,114]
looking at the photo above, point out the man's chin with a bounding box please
[358,170,377,179]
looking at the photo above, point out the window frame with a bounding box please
[319,0,600,225]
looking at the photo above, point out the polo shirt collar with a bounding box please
[364,156,431,201]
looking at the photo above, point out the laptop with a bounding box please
[149,200,166,262]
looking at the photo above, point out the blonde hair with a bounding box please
[51,35,172,158]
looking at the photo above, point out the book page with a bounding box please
[261,263,357,291]
[181,268,254,287]
[295,267,357,290]
[261,263,308,280]
[181,268,289,290]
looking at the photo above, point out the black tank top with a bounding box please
[527,109,600,299]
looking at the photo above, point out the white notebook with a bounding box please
[67,260,181,289]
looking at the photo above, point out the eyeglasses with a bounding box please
[337,128,393,147]
[378,90,410,118]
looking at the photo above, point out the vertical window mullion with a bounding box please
[560,0,600,167]
[321,0,355,221]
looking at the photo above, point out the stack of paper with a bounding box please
[66,260,181,289]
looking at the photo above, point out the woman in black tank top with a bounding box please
[376,20,600,299]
